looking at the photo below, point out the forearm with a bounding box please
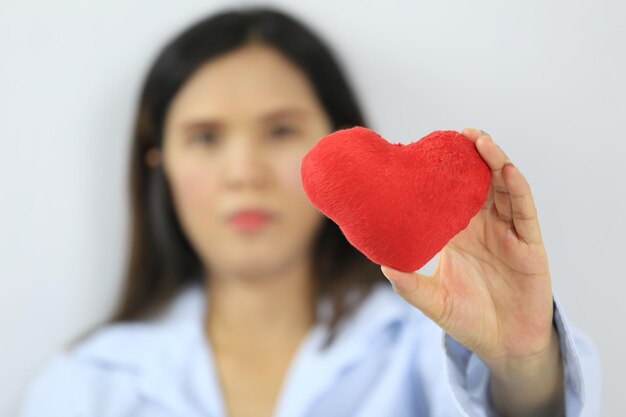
[487,328,565,417]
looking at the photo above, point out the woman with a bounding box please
[20,6,601,417]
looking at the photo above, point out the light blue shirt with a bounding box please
[19,281,601,416]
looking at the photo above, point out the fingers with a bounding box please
[473,131,514,223]
[380,265,447,326]
[502,163,543,245]
[460,129,496,212]
[459,127,482,142]
[460,127,542,245]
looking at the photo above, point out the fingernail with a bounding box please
[381,265,395,282]
[381,265,391,278]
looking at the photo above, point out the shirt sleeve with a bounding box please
[442,291,602,417]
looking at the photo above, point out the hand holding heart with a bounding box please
[384,128,557,374]
[301,127,558,375]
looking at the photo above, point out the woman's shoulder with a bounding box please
[19,325,152,417]
[19,284,206,417]
[20,322,181,415]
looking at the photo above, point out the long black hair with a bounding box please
[80,5,387,350]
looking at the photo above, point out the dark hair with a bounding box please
[77,5,387,350]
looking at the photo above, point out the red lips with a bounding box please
[228,209,274,232]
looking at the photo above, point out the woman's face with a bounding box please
[161,42,333,282]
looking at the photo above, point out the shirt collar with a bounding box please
[73,281,414,414]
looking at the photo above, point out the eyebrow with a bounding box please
[179,107,311,132]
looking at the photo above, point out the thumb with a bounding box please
[380,265,446,325]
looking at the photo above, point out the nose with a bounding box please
[221,139,270,190]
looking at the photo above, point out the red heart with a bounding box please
[301,126,492,272]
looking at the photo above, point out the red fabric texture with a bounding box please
[301,126,492,272]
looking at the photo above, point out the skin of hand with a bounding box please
[380,128,565,416]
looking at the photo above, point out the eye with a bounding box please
[191,130,218,145]
[270,124,297,138]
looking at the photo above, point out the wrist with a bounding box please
[486,323,560,376]
[485,328,565,417]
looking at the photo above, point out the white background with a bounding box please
[1,0,624,415]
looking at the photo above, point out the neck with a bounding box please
[204,257,317,351]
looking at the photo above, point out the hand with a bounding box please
[380,128,557,371]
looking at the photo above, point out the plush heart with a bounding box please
[300,126,492,272]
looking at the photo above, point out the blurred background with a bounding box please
[1,0,624,415]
